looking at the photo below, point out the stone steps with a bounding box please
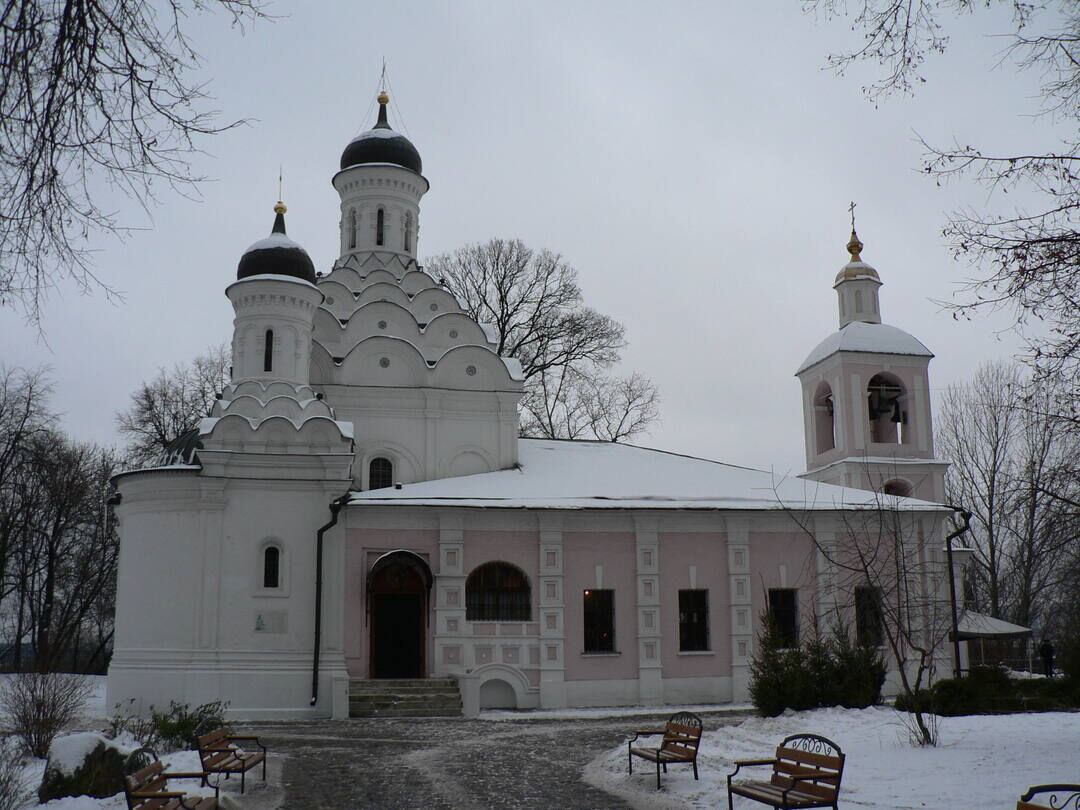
[348,678,462,718]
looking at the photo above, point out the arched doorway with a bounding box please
[367,550,432,679]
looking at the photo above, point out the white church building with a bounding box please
[108,92,956,719]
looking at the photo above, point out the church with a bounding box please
[108,91,956,719]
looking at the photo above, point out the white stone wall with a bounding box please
[109,469,352,720]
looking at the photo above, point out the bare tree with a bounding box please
[0,367,54,655]
[779,491,954,745]
[0,0,268,322]
[804,1,1080,390]
[18,432,119,672]
[937,361,1080,637]
[116,344,230,466]
[0,368,119,674]
[427,238,660,442]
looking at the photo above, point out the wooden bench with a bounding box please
[1018,784,1080,810]
[727,733,844,810]
[627,711,703,789]
[124,760,217,810]
[196,727,267,794]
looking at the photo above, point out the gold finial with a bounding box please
[274,200,287,214]
[847,230,863,262]
[377,90,389,105]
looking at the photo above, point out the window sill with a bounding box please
[581,651,621,657]
[677,650,714,656]
[253,589,290,599]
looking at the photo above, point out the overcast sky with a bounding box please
[1,2,1056,477]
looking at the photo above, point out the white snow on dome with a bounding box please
[242,232,306,255]
[797,321,933,374]
[834,260,880,282]
[348,128,405,143]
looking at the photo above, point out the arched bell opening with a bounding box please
[367,550,433,679]
[813,381,835,454]
[867,373,909,445]
[881,478,913,498]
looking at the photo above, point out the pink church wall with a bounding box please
[749,531,819,642]
[343,527,439,677]
[462,530,538,581]
[563,531,638,680]
[658,532,730,677]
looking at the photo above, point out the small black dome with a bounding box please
[339,99,422,174]
[236,204,317,284]
[157,426,202,466]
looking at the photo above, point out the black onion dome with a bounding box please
[157,426,202,466]
[339,96,422,174]
[236,203,317,284]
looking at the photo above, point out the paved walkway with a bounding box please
[246,710,748,809]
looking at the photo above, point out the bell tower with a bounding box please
[795,228,948,502]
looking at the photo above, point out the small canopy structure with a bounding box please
[953,611,1032,641]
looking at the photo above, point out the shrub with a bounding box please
[1059,633,1080,682]
[896,666,1080,716]
[0,737,30,810]
[749,616,788,717]
[37,733,131,803]
[832,626,887,709]
[749,613,886,716]
[0,673,92,759]
[109,700,227,753]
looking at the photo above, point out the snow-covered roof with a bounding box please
[803,455,950,477]
[956,611,1031,639]
[834,260,880,283]
[227,273,317,289]
[348,128,404,143]
[797,321,933,374]
[242,232,308,255]
[347,439,948,512]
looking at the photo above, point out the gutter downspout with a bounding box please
[311,494,350,707]
[944,506,972,679]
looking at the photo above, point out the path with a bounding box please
[250,711,747,809]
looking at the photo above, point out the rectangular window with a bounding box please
[768,588,798,648]
[583,589,615,653]
[678,589,709,652]
[855,585,884,647]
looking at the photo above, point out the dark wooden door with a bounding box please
[372,593,422,678]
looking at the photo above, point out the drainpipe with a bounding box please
[944,506,972,679]
[311,494,350,706]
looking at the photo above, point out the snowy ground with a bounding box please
[4,675,1078,808]
[584,705,1080,809]
[0,676,279,809]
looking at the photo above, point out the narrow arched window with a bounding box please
[369,457,393,490]
[855,289,864,313]
[376,208,385,246]
[263,546,280,589]
[263,329,274,372]
[814,382,835,453]
[403,213,413,252]
[348,209,357,249]
[466,562,531,621]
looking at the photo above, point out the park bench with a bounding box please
[726,733,844,810]
[196,727,267,794]
[627,711,703,789]
[1018,784,1080,810]
[124,759,217,810]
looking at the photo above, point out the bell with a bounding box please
[891,400,902,423]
